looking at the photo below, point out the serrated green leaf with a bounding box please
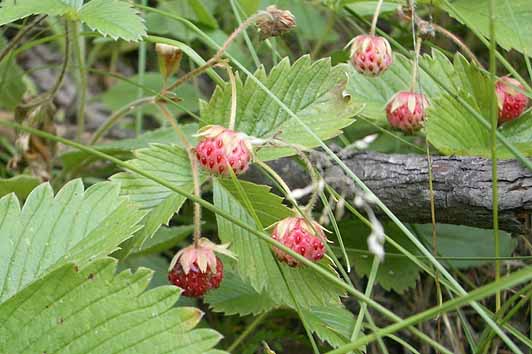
[0,0,72,25]
[436,0,532,57]
[201,56,361,160]
[213,179,344,310]
[0,175,39,199]
[304,305,357,348]
[205,270,277,316]
[0,179,145,302]
[0,258,226,353]
[78,0,146,41]
[427,94,532,157]
[414,224,517,269]
[110,144,195,257]
[338,220,421,294]
[0,37,26,109]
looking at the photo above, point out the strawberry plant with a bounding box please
[0,0,531,353]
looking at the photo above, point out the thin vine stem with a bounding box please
[220,62,238,131]
[0,15,46,63]
[20,20,71,110]
[89,96,155,145]
[410,37,422,91]
[136,0,148,136]
[156,103,202,244]
[487,0,501,312]
[227,312,269,352]
[229,0,261,69]
[397,9,482,67]
[72,21,88,142]
[164,12,261,92]
[369,0,384,36]
[255,159,301,213]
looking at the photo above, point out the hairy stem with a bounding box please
[136,0,148,136]
[72,21,88,142]
[410,37,422,91]
[156,103,202,243]
[165,13,261,92]
[370,0,384,35]
[255,159,301,213]
[221,63,238,130]
[90,96,155,145]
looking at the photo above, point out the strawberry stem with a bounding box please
[255,159,302,215]
[219,62,238,131]
[410,36,422,91]
[397,7,483,67]
[156,103,202,244]
[370,0,384,36]
[164,12,262,92]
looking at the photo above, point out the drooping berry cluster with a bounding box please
[350,35,393,76]
[385,91,429,133]
[195,125,252,176]
[496,76,529,124]
[271,217,326,267]
[168,238,233,297]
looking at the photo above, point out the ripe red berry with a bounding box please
[496,76,529,124]
[195,125,252,176]
[350,34,393,76]
[168,257,223,297]
[271,217,327,267]
[385,91,429,133]
[168,238,234,297]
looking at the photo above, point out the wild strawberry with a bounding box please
[168,238,235,297]
[271,217,327,267]
[385,91,429,133]
[350,34,393,76]
[195,125,252,176]
[496,76,529,124]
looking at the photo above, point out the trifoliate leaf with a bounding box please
[78,0,146,41]
[200,56,361,160]
[0,179,145,302]
[0,258,227,353]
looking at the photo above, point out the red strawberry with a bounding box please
[350,34,393,76]
[168,238,234,297]
[195,125,252,176]
[496,76,529,124]
[271,217,327,267]
[385,91,429,133]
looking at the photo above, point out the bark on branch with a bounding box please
[245,151,532,235]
